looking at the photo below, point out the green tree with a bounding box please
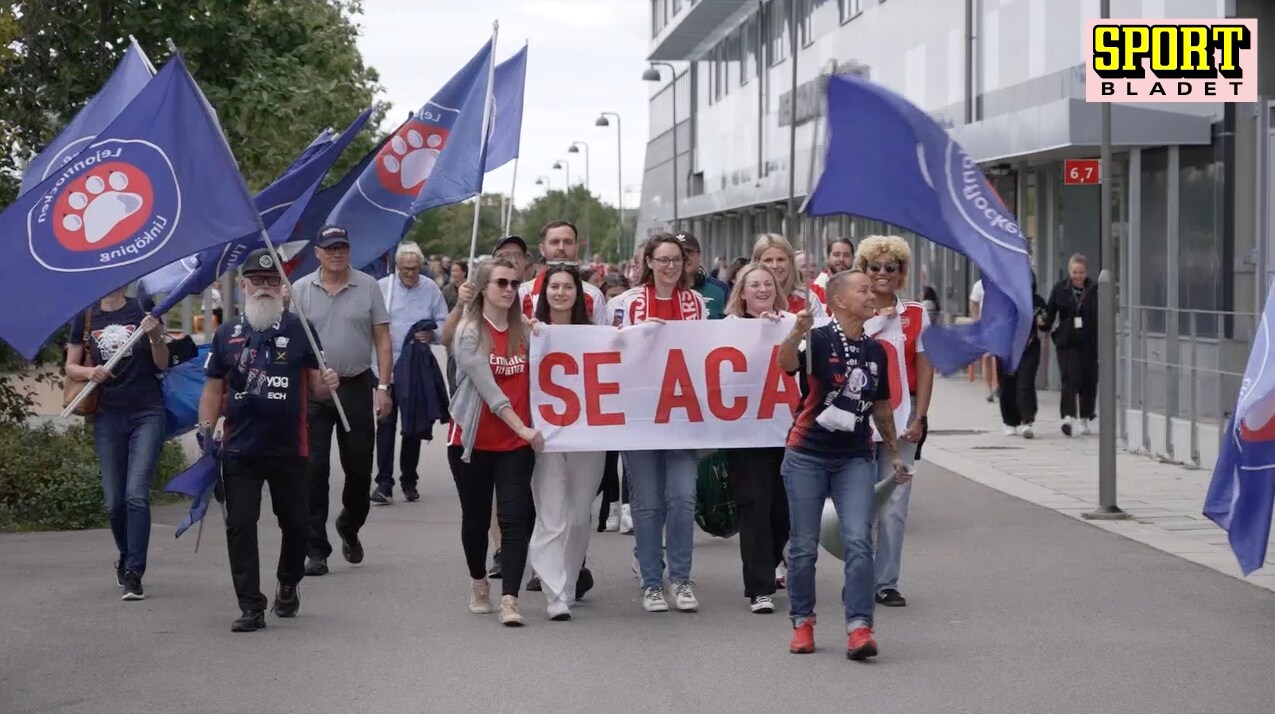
[512,185,631,261]
[1,0,388,206]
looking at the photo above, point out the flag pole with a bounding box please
[258,229,352,433]
[504,157,519,235]
[128,35,158,75]
[468,20,501,265]
[60,322,153,417]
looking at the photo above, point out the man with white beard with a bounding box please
[199,248,340,632]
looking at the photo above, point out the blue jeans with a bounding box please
[874,439,916,592]
[622,450,698,589]
[92,405,166,576]
[781,448,876,629]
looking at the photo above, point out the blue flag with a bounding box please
[1204,283,1275,575]
[19,40,155,197]
[326,39,494,271]
[0,55,263,359]
[804,75,1034,374]
[281,138,384,279]
[485,45,528,172]
[149,108,373,316]
[164,451,220,539]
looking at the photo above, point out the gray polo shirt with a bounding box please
[289,269,390,377]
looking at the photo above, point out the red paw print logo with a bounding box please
[53,162,153,252]
[375,119,448,196]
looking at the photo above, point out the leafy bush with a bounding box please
[0,421,189,532]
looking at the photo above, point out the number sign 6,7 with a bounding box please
[1064,159,1101,185]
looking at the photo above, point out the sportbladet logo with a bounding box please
[1086,19,1258,102]
[26,139,180,273]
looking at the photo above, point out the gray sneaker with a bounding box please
[370,489,392,505]
[642,586,669,612]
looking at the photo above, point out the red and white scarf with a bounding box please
[630,284,703,323]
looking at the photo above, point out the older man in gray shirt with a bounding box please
[290,225,392,577]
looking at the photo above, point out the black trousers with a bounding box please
[725,447,789,598]
[997,340,1042,427]
[448,445,535,597]
[1057,345,1099,420]
[307,371,376,559]
[596,451,620,527]
[374,389,424,492]
[224,456,308,612]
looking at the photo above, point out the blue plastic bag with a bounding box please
[162,344,210,440]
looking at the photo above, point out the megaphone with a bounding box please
[819,465,914,561]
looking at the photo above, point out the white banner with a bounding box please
[530,320,803,452]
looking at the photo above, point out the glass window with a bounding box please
[840,0,862,23]
[767,0,789,67]
[800,0,814,47]
[1178,144,1222,337]
[1139,148,1169,333]
[742,15,757,86]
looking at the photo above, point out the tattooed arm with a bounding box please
[872,399,900,461]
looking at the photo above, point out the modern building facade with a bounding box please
[638,0,1275,468]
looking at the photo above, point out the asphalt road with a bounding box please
[2,439,1274,714]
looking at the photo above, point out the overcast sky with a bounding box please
[355,0,652,211]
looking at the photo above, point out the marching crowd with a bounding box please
[68,216,1098,661]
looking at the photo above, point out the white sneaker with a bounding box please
[750,594,775,614]
[1020,423,1035,439]
[619,504,634,534]
[1080,419,1093,435]
[673,581,699,612]
[604,503,620,532]
[547,599,572,621]
[643,586,669,612]
[775,562,787,590]
[1002,425,1017,436]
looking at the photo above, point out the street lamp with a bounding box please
[568,141,592,256]
[596,111,625,255]
[553,159,571,188]
[535,175,551,191]
[644,62,679,230]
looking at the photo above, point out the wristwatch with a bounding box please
[377,384,390,392]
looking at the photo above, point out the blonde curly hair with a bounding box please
[853,235,911,289]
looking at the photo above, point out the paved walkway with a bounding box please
[924,375,1275,592]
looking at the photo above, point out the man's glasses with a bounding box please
[248,275,283,287]
[866,262,900,274]
[494,251,525,262]
[651,257,683,267]
[490,277,521,290]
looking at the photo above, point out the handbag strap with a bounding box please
[81,309,94,367]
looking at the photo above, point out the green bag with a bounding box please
[694,451,739,538]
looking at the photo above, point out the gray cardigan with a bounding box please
[449,318,515,463]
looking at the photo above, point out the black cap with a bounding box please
[316,224,350,248]
[493,235,528,254]
[239,248,278,276]
[675,232,701,253]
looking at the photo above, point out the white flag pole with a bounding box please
[504,157,519,236]
[128,35,158,75]
[60,323,152,417]
[468,21,502,266]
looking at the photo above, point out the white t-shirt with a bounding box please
[969,279,985,306]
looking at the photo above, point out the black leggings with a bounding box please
[597,451,620,527]
[448,445,535,597]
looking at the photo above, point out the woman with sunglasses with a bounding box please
[723,263,792,614]
[447,258,545,626]
[606,233,708,612]
[525,265,607,620]
[752,234,828,319]
[597,273,631,534]
[853,235,933,609]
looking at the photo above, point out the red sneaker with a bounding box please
[847,626,878,661]
[789,620,816,654]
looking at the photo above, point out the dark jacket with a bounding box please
[392,319,450,441]
[1043,277,1097,350]
[1024,273,1048,350]
[692,268,729,320]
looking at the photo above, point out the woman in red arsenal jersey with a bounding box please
[447,258,544,627]
[527,265,606,621]
[752,234,828,319]
[723,263,792,614]
[605,234,708,613]
[853,235,934,609]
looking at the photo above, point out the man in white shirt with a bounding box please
[969,278,998,402]
[518,220,609,325]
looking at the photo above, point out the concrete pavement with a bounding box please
[3,435,1275,713]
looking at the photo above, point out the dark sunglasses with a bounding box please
[247,275,282,287]
[866,262,900,274]
[490,277,521,290]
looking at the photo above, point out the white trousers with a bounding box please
[529,451,606,605]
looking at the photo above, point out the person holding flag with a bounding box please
[856,235,933,608]
[198,249,340,632]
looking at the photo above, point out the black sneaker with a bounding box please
[304,557,328,577]
[121,571,144,601]
[114,560,125,588]
[336,520,364,564]
[402,485,420,502]
[272,583,300,618]
[231,610,266,633]
[370,489,392,506]
[526,575,542,592]
[487,550,502,579]
[575,567,594,600]
[875,588,907,607]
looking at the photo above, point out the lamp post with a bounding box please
[553,159,571,188]
[569,141,592,257]
[596,112,625,256]
[643,62,679,231]
[535,175,551,191]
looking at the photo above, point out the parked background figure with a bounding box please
[997,271,1047,439]
[66,285,169,602]
[968,278,998,401]
[1041,253,1099,437]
